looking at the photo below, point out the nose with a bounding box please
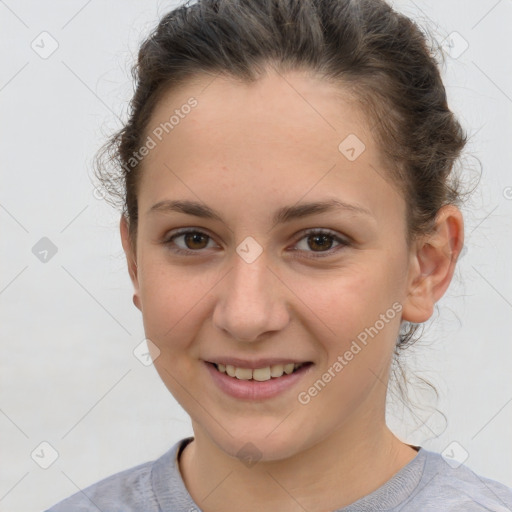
[212,249,290,343]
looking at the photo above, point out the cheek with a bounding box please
[297,268,402,417]
[139,265,206,400]
[297,260,404,406]
[305,261,402,345]
[138,261,206,350]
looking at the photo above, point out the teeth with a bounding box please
[284,363,295,374]
[253,367,271,381]
[235,367,252,380]
[214,362,306,381]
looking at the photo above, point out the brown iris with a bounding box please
[307,233,334,252]
[184,232,209,250]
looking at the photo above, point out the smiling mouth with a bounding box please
[208,362,312,381]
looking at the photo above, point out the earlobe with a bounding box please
[120,215,141,311]
[401,205,464,324]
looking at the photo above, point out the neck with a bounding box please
[179,414,418,512]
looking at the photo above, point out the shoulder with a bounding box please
[407,447,512,511]
[43,440,186,512]
[44,459,155,512]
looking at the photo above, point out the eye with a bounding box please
[163,229,218,255]
[291,228,349,258]
[163,228,349,258]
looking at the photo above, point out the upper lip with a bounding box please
[205,357,312,369]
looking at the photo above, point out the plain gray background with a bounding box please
[0,1,511,510]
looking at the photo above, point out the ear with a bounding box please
[120,215,141,311]
[401,205,464,323]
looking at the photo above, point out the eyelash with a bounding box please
[163,228,350,258]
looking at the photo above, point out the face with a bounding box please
[122,69,417,461]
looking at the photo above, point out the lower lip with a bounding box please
[204,361,313,401]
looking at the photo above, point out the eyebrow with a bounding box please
[147,198,372,227]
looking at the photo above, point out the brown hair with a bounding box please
[94,0,467,419]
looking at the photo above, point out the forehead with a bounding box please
[144,69,369,158]
[137,69,404,222]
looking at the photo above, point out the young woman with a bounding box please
[46,0,512,510]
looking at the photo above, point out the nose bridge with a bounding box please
[212,246,289,342]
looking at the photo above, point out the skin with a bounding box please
[120,67,464,511]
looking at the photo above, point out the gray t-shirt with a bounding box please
[45,437,512,511]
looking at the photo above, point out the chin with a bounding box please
[205,420,313,464]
